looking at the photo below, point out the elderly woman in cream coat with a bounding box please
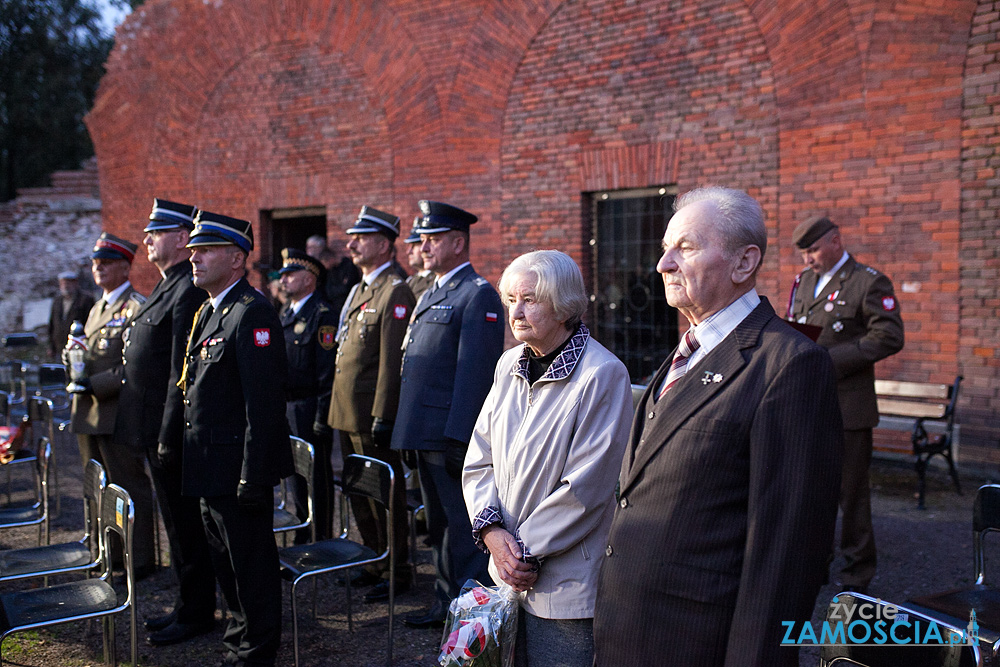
[463,250,632,667]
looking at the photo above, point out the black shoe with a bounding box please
[338,570,382,588]
[147,620,216,646]
[363,578,411,603]
[402,606,446,629]
[144,610,177,632]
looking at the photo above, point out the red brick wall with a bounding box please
[87,0,999,459]
[960,0,1000,458]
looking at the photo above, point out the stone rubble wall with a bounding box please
[0,159,102,341]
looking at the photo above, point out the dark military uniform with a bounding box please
[788,254,904,589]
[180,277,293,665]
[391,263,505,609]
[328,267,415,576]
[280,291,337,541]
[48,287,95,358]
[322,256,361,317]
[115,259,215,626]
[71,284,156,573]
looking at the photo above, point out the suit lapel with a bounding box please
[86,288,130,336]
[191,280,244,349]
[622,300,775,493]
[414,264,473,318]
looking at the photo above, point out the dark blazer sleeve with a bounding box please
[726,343,843,666]
[159,282,206,446]
[373,282,415,422]
[235,302,291,486]
[444,285,504,443]
[826,273,904,380]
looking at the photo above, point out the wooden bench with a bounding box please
[875,376,963,509]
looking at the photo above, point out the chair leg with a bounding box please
[291,581,301,667]
[945,450,963,496]
[311,577,318,619]
[345,574,353,633]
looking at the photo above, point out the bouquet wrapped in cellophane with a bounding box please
[438,579,520,667]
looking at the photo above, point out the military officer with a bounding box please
[278,247,337,543]
[328,206,415,602]
[403,219,434,300]
[68,232,156,579]
[114,199,217,645]
[391,201,505,628]
[180,210,293,667]
[788,215,905,594]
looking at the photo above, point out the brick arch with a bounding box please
[87,0,443,287]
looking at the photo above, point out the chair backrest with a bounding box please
[28,396,56,443]
[83,459,108,551]
[100,483,135,604]
[973,484,1000,584]
[1,361,27,404]
[37,364,67,391]
[342,454,393,508]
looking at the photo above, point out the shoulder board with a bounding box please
[240,293,257,305]
[864,266,879,276]
[391,277,403,286]
[473,277,488,287]
[128,293,147,305]
[317,303,330,313]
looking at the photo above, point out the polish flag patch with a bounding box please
[485,312,498,323]
[393,304,409,320]
[254,329,271,346]
[881,296,896,311]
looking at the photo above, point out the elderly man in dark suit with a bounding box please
[594,187,843,667]
[115,199,217,646]
[391,200,505,629]
[787,216,904,594]
[69,232,155,579]
[178,210,293,667]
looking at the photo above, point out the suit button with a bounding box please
[185,422,191,429]
[620,497,628,509]
[606,545,613,557]
[409,338,414,344]
[648,411,654,419]
[183,399,190,406]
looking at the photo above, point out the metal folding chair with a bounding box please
[274,436,316,545]
[0,483,138,666]
[0,437,51,547]
[278,454,396,667]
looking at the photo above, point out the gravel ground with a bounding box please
[0,419,990,667]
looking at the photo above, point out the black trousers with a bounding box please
[147,450,216,624]
[200,495,282,666]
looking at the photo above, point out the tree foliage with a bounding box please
[0,0,118,201]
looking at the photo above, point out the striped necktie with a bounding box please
[656,329,700,401]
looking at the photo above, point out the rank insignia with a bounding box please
[318,326,336,350]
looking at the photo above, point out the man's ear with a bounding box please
[731,245,762,285]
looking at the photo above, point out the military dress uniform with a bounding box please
[70,233,156,575]
[390,201,505,622]
[328,258,415,582]
[114,199,216,636]
[179,212,293,666]
[279,249,338,542]
[406,271,435,301]
[788,218,904,591]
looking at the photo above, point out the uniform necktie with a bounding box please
[656,329,700,401]
[177,302,213,395]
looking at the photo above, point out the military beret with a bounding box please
[346,206,400,240]
[279,248,324,277]
[414,200,477,234]
[146,198,198,232]
[187,210,254,253]
[792,215,837,249]
[92,232,138,263]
